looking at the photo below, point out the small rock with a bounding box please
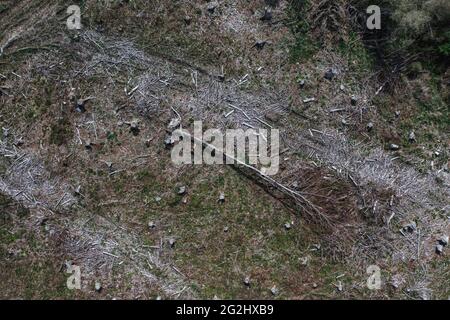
[403,221,417,233]
[436,244,444,255]
[284,222,292,230]
[340,84,345,91]
[164,135,175,148]
[218,192,225,203]
[303,97,315,103]
[438,235,449,246]
[74,185,82,196]
[255,40,267,50]
[104,161,113,171]
[154,196,162,202]
[260,7,272,21]
[168,238,176,248]
[168,118,180,130]
[207,1,218,14]
[312,283,318,288]
[324,68,337,81]
[394,110,401,118]
[177,186,186,195]
[244,276,251,287]
[341,119,348,126]
[84,139,92,150]
[95,281,102,292]
[75,99,86,113]
[223,226,229,233]
[148,221,156,229]
[367,122,374,132]
[389,144,400,151]
[130,121,140,136]
[184,16,192,25]
[351,95,358,106]
[336,281,343,292]
[270,286,279,295]
[14,137,24,147]
[298,79,306,88]
[408,131,416,142]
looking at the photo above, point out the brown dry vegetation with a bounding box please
[0,0,449,300]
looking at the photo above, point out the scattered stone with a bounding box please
[298,79,306,88]
[154,196,162,202]
[164,135,175,148]
[84,139,92,150]
[243,276,251,287]
[341,119,348,126]
[408,131,416,142]
[148,221,156,229]
[270,286,279,296]
[207,1,218,14]
[284,222,292,230]
[394,110,401,118]
[335,281,343,292]
[403,221,416,233]
[184,16,192,25]
[303,97,315,104]
[255,40,267,50]
[168,118,180,131]
[324,68,337,80]
[435,244,444,255]
[75,99,86,113]
[438,235,449,246]
[312,283,318,288]
[74,185,82,196]
[104,161,113,171]
[218,192,225,203]
[389,143,400,151]
[367,122,374,132]
[351,95,358,106]
[178,186,186,195]
[95,281,102,292]
[130,120,140,136]
[260,7,272,21]
[168,238,176,248]
[340,84,345,91]
[223,226,229,233]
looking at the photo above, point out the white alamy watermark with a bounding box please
[66,5,82,30]
[367,5,381,30]
[366,265,382,290]
[66,264,81,290]
[170,121,280,176]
